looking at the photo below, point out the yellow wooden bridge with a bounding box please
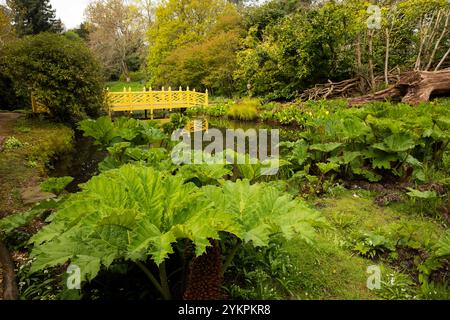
[32,87,210,132]
[107,87,208,119]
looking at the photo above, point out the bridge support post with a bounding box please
[169,87,172,112]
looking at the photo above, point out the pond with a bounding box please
[50,132,107,193]
[49,118,301,193]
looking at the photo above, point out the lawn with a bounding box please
[106,81,146,92]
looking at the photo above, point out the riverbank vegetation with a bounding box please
[0,0,448,302]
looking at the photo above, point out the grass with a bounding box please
[106,81,146,92]
[0,116,74,217]
[285,235,379,300]
[227,98,260,121]
[241,190,445,300]
[280,189,446,300]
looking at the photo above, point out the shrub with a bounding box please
[207,102,230,118]
[227,98,260,121]
[4,136,24,150]
[4,33,105,123]
[275,106,305,125]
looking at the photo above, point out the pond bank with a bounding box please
[0,114,74,300]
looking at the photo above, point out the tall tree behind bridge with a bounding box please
[86,0,147,80]
[6,0,62,36]
[0,5,15,46]
[146,0,236,85]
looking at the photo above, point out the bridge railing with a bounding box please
[31,95,50,114]
[107,87,208,118]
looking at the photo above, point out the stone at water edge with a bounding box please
[20,186,56,205]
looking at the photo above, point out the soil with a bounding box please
[0,113,21,151]
[0,113,22,300]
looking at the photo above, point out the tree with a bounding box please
[235,1,357,99]
[157,11,245,95]
[147,0,236,85]
[69,22,91,42]
[6,0,62,36]
[0,5,15,46]
[86,0,146,80]
[3,33,105,122]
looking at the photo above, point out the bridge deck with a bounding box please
[107,88,209,119]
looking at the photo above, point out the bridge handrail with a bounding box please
[106,87,209,114]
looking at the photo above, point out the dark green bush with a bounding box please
[3,33,105,123]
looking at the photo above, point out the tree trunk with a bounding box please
[183,240,225,300]
[426,12,449,71]
[349,68,450,106]
[0,241,18,300]
[355,33,365,92]
[384,28,390,86]
[368,30,375,90]
[435,47,450,71]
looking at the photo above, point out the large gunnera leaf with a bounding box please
[203,180,325,246]
[30,165,323,286]
[30,165,228,280]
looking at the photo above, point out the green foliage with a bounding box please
[4,136,24,150]
[169,113,189,129]
[227,98,259,121]
[434,230,450,258]
[157,12,245,96]
[4,33,105,123]
[78,117,167,150]
[207,102,231,118]
[106,81,144,92]
[7,0,62,36]
[226,238,300,300]
[280,101,450,184]
[203,179,325,246]
[274,106,305,125]
[119,71,147,83]
[376,271,417,300]
[406,188,438,200]
[0,199,59,237]
[236,1,356,99]
[28,165,322,298]
[259,111,276,122]
[147,0,238,92]
[177,164,232,186]
[185,106,205,117]
[353,233,395,259]
[40,177,74,195]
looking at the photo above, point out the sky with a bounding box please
[50,0,91,30]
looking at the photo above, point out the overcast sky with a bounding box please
[50,0,91,30]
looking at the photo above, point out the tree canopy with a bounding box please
[6,0,62,36]
[3,33,105,122]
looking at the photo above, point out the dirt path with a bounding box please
[0,113,21,300]
[0,113,21,150]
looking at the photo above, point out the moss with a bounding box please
[285,236,380,300]
[0,116,74,217]
[283,190,446,300]
[315,191,445,246]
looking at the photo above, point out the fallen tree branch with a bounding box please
[299,69,401,101]
[349,68,450,106]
